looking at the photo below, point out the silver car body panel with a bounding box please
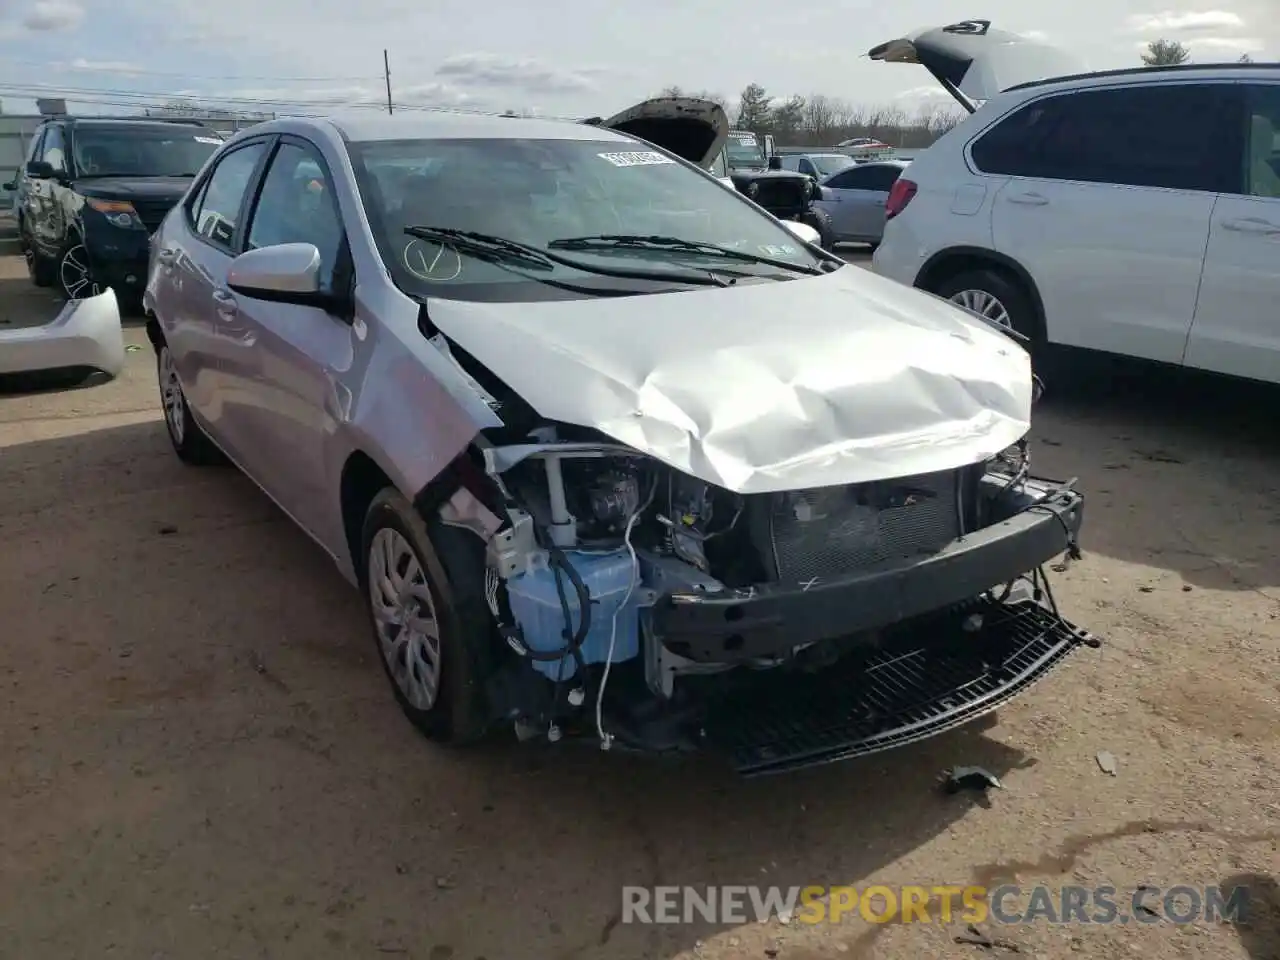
[146,111,1031,581]
[0,288,124,377]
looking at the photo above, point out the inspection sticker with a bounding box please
[193,136,222,144]
[598,151,675,167]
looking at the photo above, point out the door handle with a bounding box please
[1007,192,1049,206]
[1221,217,1280,235]
[212,288,238,317]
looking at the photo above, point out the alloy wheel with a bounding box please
[368,528,443,711]
[949,288,1012,329]
[59,244,102,300]
[159,347,185,445]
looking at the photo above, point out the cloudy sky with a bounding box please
[0,0,1273,118]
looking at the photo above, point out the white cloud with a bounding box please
[68,59,143,74]
[1125,10,1245,33]
[1186,35,1265,51]
[22,0,83,30]
[434,53,601,94]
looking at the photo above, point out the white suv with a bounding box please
[869,19,1280,386]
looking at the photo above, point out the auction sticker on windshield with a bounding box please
[598,152,675,167]
[194,136,222,144]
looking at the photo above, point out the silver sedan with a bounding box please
[809,159,910,248]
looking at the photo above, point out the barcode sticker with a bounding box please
[597,151,675,167]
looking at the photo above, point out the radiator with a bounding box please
[766,470,962,583]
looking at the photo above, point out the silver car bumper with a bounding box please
[0,289,125,378]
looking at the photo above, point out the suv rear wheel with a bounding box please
[933,268,1039,345]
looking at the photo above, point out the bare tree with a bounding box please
[1141,39,1191,65]
[1238,52,1254,63]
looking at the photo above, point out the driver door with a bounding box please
[220,136,353,543]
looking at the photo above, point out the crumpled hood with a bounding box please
[425,266,1032,494]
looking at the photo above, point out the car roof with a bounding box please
[1007,60,1280,93]
[322,112,637,144]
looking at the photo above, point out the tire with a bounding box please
[359,488,495,744]
[56,238,103,301]
[20,221,55,288]
[800,210,835,250]
[933,268,1040,347]
[156,341,226,465]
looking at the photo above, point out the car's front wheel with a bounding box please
[359,488,493,744]
[20,220,55,288]
[57,239,102,301]
[157,343,225,465]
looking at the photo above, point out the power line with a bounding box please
[9,57,382,83]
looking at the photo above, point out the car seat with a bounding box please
[1249,113,1280,199]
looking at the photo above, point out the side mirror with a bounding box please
[227,243,343,310]
[26,160,56,180]
[767,155,782,171]
[781,220,821,246]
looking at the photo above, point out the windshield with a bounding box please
[72,126,221,177]
[347,136,826,303]
[810,154,856,176]
[725,132,766,168]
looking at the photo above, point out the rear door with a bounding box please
[816,163,903,241]
[164,137,273,457]
[1185,81,1280,384]
[982,81,1238,364]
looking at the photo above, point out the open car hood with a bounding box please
[594,96,730,169]
[868,19,1087,112]
[425,268,1033,494]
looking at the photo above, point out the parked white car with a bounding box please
[869,19,1280,385]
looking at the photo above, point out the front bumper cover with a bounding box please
[654,481,1083,663]
[0,287,124,378]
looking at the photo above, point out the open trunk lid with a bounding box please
[868,20,1088,113]
[595,96,730,169]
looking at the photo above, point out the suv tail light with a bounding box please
[885,178,917,220]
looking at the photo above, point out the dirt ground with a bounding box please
[1,252,1278,960]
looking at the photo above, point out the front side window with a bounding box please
[41,126,67,172]
[191,141,268,249]
[347,136,827,302]
[246,141,345,289]
[72,126,221,178]
[1242,84,1280,199]
[709,147,728,178]
[971,83,1239,193]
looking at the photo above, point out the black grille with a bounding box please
[702,600,1097,776]
[767,470,961,583]
[132,198,178,233]
[752,180,806,213]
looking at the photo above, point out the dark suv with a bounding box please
[7,117,223,303]
[723,130,816,222]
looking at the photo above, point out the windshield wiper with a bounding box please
[403,226,730,286]
[404,226,556,271]
[547,234,825,276]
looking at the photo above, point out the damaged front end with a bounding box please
[451,423,1096,776]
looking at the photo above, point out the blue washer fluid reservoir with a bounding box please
[504,549,644,681]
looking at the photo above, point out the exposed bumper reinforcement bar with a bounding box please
[702,598,1099,777]
[654,485,1083,663]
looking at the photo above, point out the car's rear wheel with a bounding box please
[933,268,1039,346]
[57,240,102,301]
[359,488,494,744]
[157,343,225,465]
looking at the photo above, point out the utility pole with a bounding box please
[383,50,393,114]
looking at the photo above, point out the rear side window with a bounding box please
[826,165,902,191]
[190,141,268,249]
[1242,83,1280,199]
[971,83,1240,193]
